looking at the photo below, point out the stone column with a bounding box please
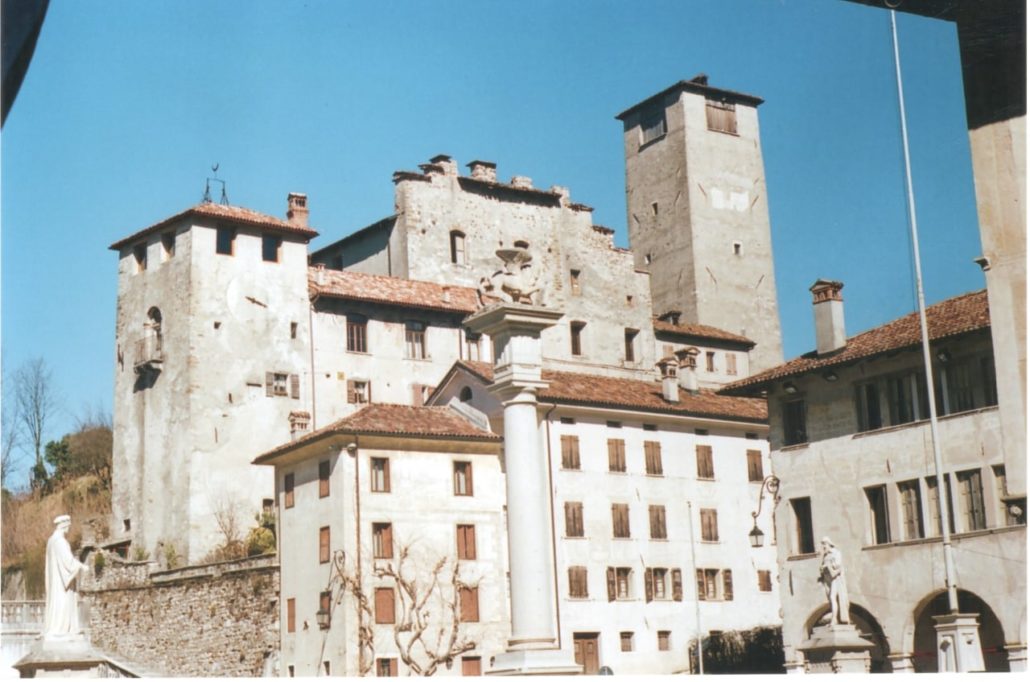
[887,652,915,673]
[933,613,985,672]
[465,303,580,676]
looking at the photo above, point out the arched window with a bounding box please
[450,231,466,265]
[146,307,163,354]
[459,387,473,403]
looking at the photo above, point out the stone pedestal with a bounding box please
[798,623,874,674]
[13,636,125,678]
[1004,643,1027,672]
[887,652,915,673]
[466,304,580,676]
[933,613,985,672]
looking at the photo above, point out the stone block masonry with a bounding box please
[81,553,279,677]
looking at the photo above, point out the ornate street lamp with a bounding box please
[748,475,780,548]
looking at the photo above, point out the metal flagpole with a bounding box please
[686,500,704,674]
[889,9,960,614]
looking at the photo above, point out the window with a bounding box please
[620,632,634,652]
[700,508,719,542]
[657,631,671,651]
[463,331,481,362]
[649,505,667,540]
[568,566,588,598]
[375,587,395,624]
[726,353,737,375]
[956,469,987,532]
[706,351,716,372]
[865,485,891,544]
[651,201,659,216]
[371,457,390,492]
[624,329,638,362]
[459,386,473,403]
[981,356,998,406]
[570,321,585,356]
[319,591,332,628]
[898,480,925,540]
[405,321,427,360]
[723,570,734,601]
[607,439,626,473]
[561,416,576,425]
[323,662,331,676]
[705,98,737,134]
[647,567,669,601]
[319,460,330,498]
[696,445,714,480]
[695,428,709,436]
[757,570,773,592]
[347,314,368,353]
[461,657,481,677]
[926,475,956,535]
[747,450,764,482]
[791,497,815,554]
[733,241,742,256]
[856,381,883,431]
[887,371,928,425]
[564,502,584,537]
[319,526,330,563]
[943,360,976,413]
[161,232,175,259]
[570,269,581,295]
[642,423,657,431]
[612,503,630,539]
[216,227,235,255]
[286,597,296,633]
[641,111,666,144]
[376,659,398,677]
[560,435,580,470]
[373,523,393,559]
[606,420,622,429]
[284,473,295,509]
[993,465,1018,527]
[452,461,474,496]
[459,586,479,622]
[133,243,147,272]
[266,372,300,398]
[644,441,663,476]
[262,234,282,262]
[290,322,298,339]
[347,379,370,404]
[456,524,476,560]
[606,567,632,601]
[450,231,466,265]
[696,568,719,601]
[782,399,807,446]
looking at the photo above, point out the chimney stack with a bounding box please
[675,347,700,394]
[315,263,326,286]
[656,357,679,403]
[287,193,309,227]
[467,160,497,183]
[510,175,533,190]
[810,279,846,355]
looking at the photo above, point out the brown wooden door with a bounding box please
[573,633,600,674]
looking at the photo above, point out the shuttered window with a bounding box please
[373,523,393,559]
[722,570,734,601]
[606,566,632,601]
[459,587,479,622]
[376,659,398,677]
[286,597,296,633]
[612,504,630,538]
[926,475,955,535]
[319,526,330,563]
[757,570,773,592]
[375,588,395,624]
[461,657,481,677]
[284,473,295,509]
[453,462,473,496]
[347,379,370,404]
[726,353,738,375]
[696,568,719,601]
[564,502,584,537]
[705,98,737,134]
[957,469,987,532]
[644,441,663,476]
[791,497,815,554]
[568,566,588,598]
[346,314,368,352]
[560,435,581,470]
[696,445,714,480]
[319,460,330,498]
[747,450,763,482]
[607,439,626,473]
[658,631,671,651]
[457,524,476,560]
[405,321,427,360]
[649,505,667,540]
[371,458,390,492]
[700,508,719,542]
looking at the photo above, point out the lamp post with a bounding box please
[748,475,780,548]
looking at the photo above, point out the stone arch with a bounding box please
[803,602,891,673]
[911,589,1008,672]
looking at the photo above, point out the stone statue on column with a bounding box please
[477,248,541,307]
[818,536,850,626]
[44,514,87,639]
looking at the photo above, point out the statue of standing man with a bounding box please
[44,514,87,639]
[818,536,850,625]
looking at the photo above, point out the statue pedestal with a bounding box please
[798,623,874,674]
[933,613,984,672]
[14,636,114,678]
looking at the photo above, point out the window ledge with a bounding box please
[700,540,720,545]
[697,477,716,482]
[346,350,372,356]
[646,473,665,478]
[563,536,587,540]
[638,134,667,151]
[851,405,1000,440]
[650,538,668,543]
[608,471,628,475]
[405,357,432,362]
[707,128,740,137]
[860,523,1025,551]
[786,552,819,562]
[780,442,809,452]
[612,537,633,541]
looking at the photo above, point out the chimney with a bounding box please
[287,193,309,227]
[510,176,533,190]
[430,154,458,176]
[441,285,451,303]
[690,73,709,86]
[658,310,682,326]
[656,357,679,403]
[810,279,846,354]
[315,263,326,286]
[289,411,311,441]
[675,347,700,394]
[467,160,497,183]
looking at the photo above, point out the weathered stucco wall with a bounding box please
[81,553,279,677]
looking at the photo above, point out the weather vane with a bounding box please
[202,163,229,205]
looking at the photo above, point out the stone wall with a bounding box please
[81,552,279,677]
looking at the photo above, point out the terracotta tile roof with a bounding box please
[653,319,755,347]
[110,202,319,250]
[721,289,990,395]
[455,361,767,423]
[616,76,764,121]
[309,215,398,261]
[254,404,500,464]
[310,268,482,314]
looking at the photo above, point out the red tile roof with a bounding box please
[721,289,990,394]
[310,268,483,314]
[110,202,319,250]
[653,319,755,347]
[254,404,500,464]
[456,361,767,423]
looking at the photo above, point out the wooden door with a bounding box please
[573,633,600,674]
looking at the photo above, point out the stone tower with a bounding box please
[108,198,316,563]
[618,75,784,372]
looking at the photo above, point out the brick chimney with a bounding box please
[467,160,497,183]
[510,176,533,190]
[287,193,309,227]
[810,279,846,355]
[656,357,679,403]
[675,347,700,394]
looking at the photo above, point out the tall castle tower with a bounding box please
[618,75,784,372]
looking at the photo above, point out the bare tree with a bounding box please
[209,495,245,561]
[328,551,375,676]
[13,357,60,486]
[1,373,22,489]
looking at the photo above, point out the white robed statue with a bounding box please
[43,514,87,638]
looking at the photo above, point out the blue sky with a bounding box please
[1,0,983,482]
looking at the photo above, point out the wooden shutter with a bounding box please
[606,567,616,602]
[460,587,479,622]
[969,471,985,530]
[375,587,395,624]
[672,569,683,601]
[290,374,300,399]
[412,383,425,406]
[697,445,713,479]
[319,526,330,563]
[379,523,393,559]
[607,439,619,471]
[644,568,654,602]
[722,570,734,601]
[461,657,481,676]
[286,597,296,633]
[284,473,295,509]
[319,460,330,498]
[747,450,763,482]
[695,569,707,601]
[266,372,275,397]
[457,525,476,560]
[645,441,662,475]
[347,380,356,404]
